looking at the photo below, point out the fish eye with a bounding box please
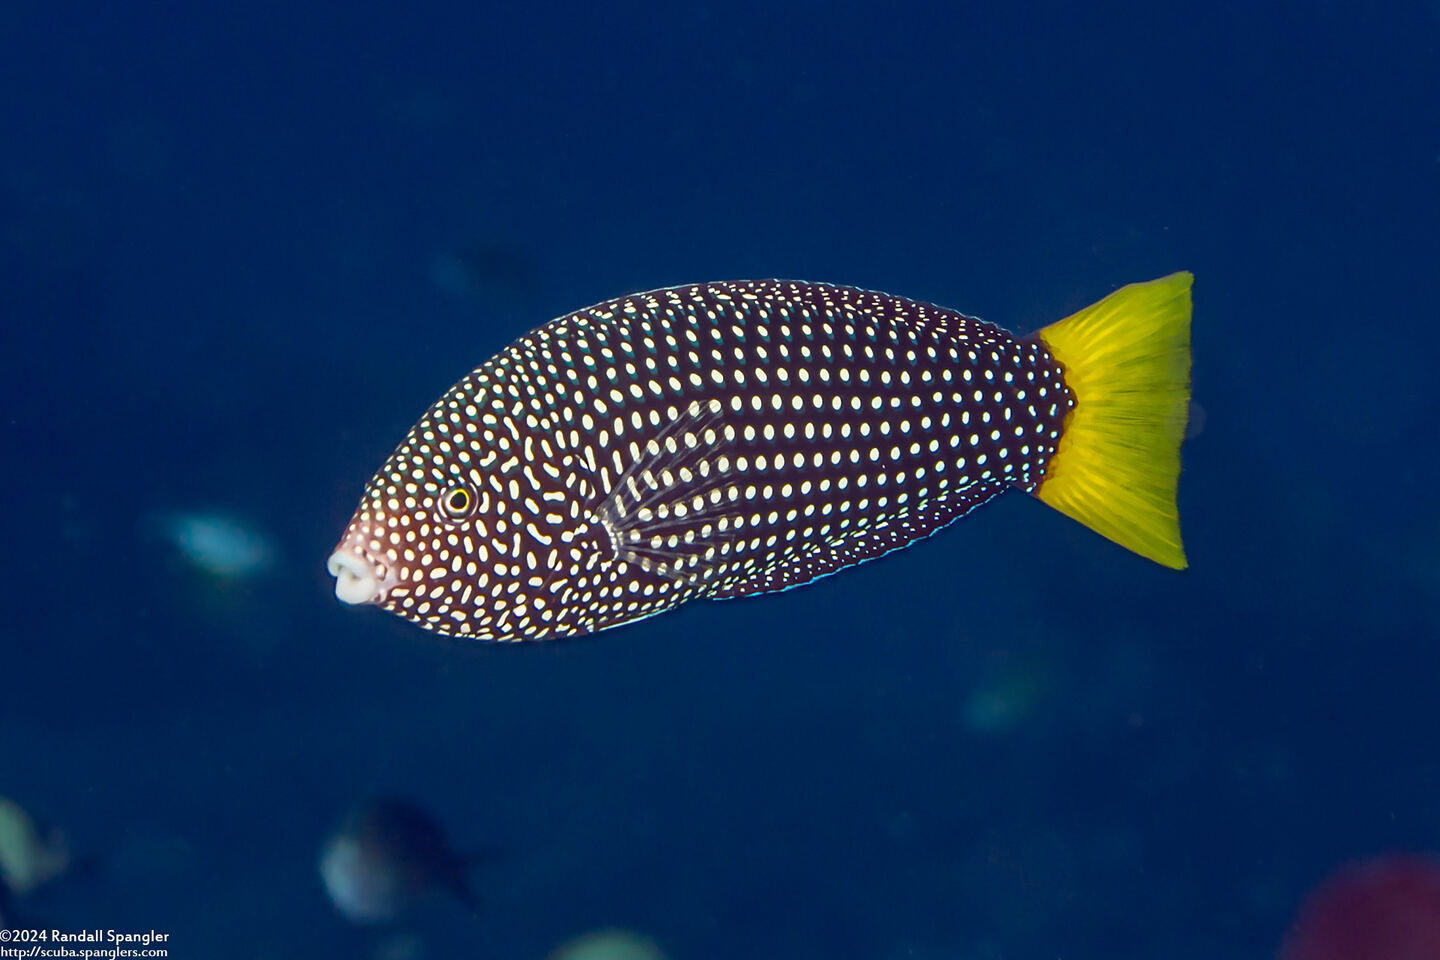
[438,483,475,521]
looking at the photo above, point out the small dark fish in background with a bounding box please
[318,797,480,925]
[429,240,542,321]
[329,273,1192,641]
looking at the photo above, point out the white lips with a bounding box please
[327,549,383,605]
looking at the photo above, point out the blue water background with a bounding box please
[3,2,1438,957]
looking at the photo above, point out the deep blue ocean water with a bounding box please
[4,2,1439,957]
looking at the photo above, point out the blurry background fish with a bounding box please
[319,797,481,926]
[145,509,278,580]
[546,929,667,960]
[135,507,292,653]
[962,655,1056,736]
[428,239,542,326]
[0,796,71,899]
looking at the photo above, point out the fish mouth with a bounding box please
[326,548,396,605]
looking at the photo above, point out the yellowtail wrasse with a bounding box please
[329,274,1192,641]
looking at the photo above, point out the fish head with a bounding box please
[327,379,491,625]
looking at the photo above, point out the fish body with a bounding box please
[319,797,477,924]
[329,275,1192,641]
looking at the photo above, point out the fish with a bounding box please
[0,796,70,898]
[149,509,277,578]
[318,797,480,924]
[328,273,1192,641]
[547,929,668,960]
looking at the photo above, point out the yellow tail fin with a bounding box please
[1032,272,1193,569]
